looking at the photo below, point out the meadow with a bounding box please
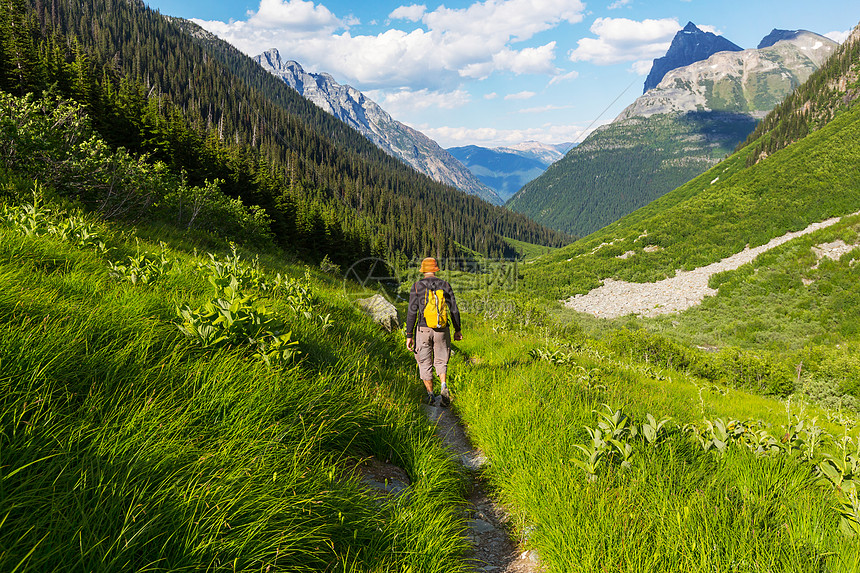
[0,193,470,572]
[448,306,860,572]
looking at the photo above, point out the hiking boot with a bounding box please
[427,392,435,405]
[440,388,450,408]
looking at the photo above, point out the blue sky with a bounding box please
[144,0,858,148]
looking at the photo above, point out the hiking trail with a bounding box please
[423,402,540,573]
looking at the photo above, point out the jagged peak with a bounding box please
[681,21,699,33]
[643,22,742,93]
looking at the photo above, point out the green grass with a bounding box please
[0,212,468,572]
[502,236,558,261]
[448,315,860,572]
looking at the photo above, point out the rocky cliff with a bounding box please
[254,49,502,205]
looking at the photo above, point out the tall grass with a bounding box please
[451,316,860,572]
[0,218,468,571]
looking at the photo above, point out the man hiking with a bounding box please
[405,257,463,407]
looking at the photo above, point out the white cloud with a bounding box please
[367,88,472,116]
[825,29,851,44]
[697,24,721,36]
[519,104,574,113]
[193,0,587,91]
[389,4,426,22]
[247,0,340,31]
[568,17,681,65]
[630,59,652,75]
[505,91,537,100]
[548,69,579,86]
[493,42,559,75]
[484,92,499,100]
[607,0,631,9]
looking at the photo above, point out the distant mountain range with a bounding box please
[508,25,837,237]
[254,49,502,205]
[446,141,574,201]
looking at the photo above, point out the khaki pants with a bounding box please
[414,326,450,380]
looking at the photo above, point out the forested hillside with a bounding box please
[2,0,569,265]
[507,112,756,235]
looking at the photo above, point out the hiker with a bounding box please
[405,257,463,407]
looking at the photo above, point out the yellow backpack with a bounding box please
[423,288,448,329]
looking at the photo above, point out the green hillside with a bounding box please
[507,112,756,236]
[523,49,860,301]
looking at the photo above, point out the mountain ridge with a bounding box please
[446,141,573,201]
[255,49,502,205]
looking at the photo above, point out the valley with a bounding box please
[2,1,860,572]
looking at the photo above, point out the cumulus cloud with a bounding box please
[193,0,586,92]
[568,17,681,65]
[493,42,559,75]
[247,0,340,31]
[389,4,426,22]
[825,29,851,44]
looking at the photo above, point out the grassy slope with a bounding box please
[0,209,467,572]
[523,103,860,300]
[508,112,756,237]
[502,236,558,261]
[449,315,860,573]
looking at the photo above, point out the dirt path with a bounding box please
[564,212,860,319]
[423,402,540,573]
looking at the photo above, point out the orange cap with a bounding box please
[420,257,440,273]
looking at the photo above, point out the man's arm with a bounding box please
[404,281,421,348]
[444,282,462,337]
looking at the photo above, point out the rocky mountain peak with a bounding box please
[758,29,806,49]
[254,49,502,204]
[643,22,743,93]
[621,31,836,121]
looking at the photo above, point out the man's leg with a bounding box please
[433,330,452,406]
[416,327,436,403]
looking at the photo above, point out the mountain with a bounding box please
[446,141,573,202]
[758,28,808,49]
[643,22,743,93]
[500,141,575,165]
[522,20,860,302]
[508,30,837,237]
[620,30,836,119]
[254,49,502,205]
